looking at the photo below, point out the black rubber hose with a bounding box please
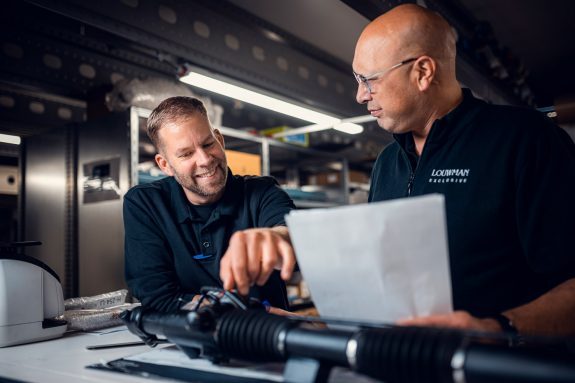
[216,310,294,362]
[353,326,463,383]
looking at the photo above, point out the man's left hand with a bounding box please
[397,310,502,332]
[220,226,295,296]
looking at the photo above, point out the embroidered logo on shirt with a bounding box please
[428,168,470,184]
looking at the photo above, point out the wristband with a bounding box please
[492,313,518,335]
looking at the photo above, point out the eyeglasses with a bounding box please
[353,57,418,94]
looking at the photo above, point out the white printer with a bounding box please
[0,244,67,347]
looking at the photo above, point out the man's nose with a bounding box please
[356,83,371,104]
[195,148,212,165]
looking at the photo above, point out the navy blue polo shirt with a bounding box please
[124,169,295,312]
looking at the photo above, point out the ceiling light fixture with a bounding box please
[0,133,21,145]
[180,67,339,125]
[333,122,364,135]
[272,115,374,138]
[179,66,373,135]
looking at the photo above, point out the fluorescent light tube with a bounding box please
[333,122,364,135]
[180,70,340,125]
[0,133,21,145]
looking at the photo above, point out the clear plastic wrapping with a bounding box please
[61,289,139,331]
[64,289,128,310]
[63,303,139,331]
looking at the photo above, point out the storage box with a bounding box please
[307,170,369,186]
[349,170,370,184]
[225,150,261,176]
[307,172,339,186]
[260,126,309,147]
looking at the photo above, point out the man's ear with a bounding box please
[155,153,173,176]
[214,128,225,149]
[413,56,436,91]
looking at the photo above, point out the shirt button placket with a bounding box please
[201,236,214,256]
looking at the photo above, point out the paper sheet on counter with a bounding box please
[286,194,452,324]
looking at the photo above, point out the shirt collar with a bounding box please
[393,88,483,153]
[172,168,240,224]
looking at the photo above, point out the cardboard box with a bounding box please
[349,170,370,184]
[307,172,340,186]
[225,150,261,176]
[307,170,369,186]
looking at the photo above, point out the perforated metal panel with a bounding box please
[14,0,363,117]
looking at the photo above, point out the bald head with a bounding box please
[353,4,463,144]
[354,4,457,80]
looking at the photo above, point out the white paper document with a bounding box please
[286,194,452,324]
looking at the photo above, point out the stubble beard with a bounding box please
[174,160,228,199]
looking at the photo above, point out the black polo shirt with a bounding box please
[124,169,295,312]
[369,89,575,317]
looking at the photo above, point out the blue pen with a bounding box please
[262,299,271,312]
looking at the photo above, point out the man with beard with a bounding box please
[353,4,575,335]
[124,96,296,312]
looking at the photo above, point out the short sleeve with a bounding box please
[251,177,296,228]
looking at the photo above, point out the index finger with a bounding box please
[277,239,296,281]
[220,233,249,294]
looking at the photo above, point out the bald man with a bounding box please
[353,4,575,336]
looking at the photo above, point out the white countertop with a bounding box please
[0,326,377,383]
[0,327,157,383]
